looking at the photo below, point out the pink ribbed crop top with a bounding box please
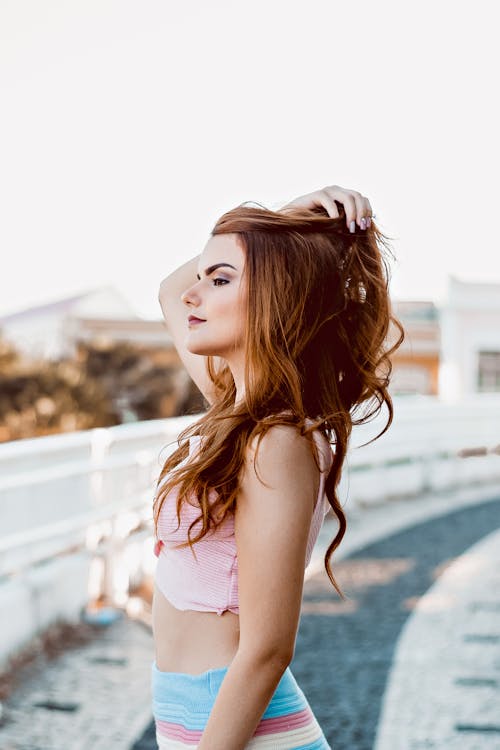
[154,422,334,616]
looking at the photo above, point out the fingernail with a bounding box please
[349,220,356,234]
[367,217,372,228]
[360,217,367,230]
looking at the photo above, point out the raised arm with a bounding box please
[158,256,221,405]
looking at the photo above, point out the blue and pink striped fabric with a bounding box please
[152,660,332,749]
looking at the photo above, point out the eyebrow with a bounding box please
[196,262,237,279]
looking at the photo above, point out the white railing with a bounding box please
[0,394,499,671]
[0,415,193,671]
[339,393,500,503]
[0,415,194,577]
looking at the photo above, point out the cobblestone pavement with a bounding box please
[1,483,499,750]
[374,526,500,750]
[292,495,500,750]
[0,615,154,750]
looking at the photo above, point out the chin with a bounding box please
[185,330,244,358]
[185,339,221,356]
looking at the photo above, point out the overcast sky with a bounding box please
[1,0,498,320]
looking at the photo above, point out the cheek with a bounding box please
[213,287,246,320]
[237,293,247,328]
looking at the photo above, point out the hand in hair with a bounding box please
[280,184,373,233]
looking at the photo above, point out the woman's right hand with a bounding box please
[280,185,374,233]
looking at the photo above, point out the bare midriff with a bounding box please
[152,582,240,675]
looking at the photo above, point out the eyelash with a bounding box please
[212,277,229,286]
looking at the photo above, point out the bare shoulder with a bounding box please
[241,423,320,499]
[249,422,313,455]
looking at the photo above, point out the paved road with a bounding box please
[294,495,500,749]
[375,525,500,749]
[0,615,153,750]
[133,495,500,750]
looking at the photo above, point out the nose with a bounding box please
[180,281,200,307]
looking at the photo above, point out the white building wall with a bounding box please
[0,310,67,359]
[0,287,139,359]
[439,277,500,399]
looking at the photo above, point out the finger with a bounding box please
[318,188,342,218]
[281,190,340,219]
[337,193,357,231]
[360,197,374,228]
[357,196,372,229]
[317,190,340,218]
[297,188,340,218]
[344,191,374,230]
[350,191,367,227]
[325,186,358,231]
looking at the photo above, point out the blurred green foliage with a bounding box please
[0,334,205,443]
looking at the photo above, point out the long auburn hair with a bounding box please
[153,201,404,598]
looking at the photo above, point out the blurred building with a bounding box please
[390,300,440,395]
[439,276,500,399]
[390,277,500,399]
[0,286,173,360]
[0,287,199,439]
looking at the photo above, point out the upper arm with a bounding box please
[234,425,320,663]
[158,277,221,405]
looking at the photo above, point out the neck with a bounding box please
[226,355,245,407]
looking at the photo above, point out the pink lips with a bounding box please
[188,315,206,326]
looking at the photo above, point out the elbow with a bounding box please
[158,277,169,302]
[237,643,294,674]
[271,649,294,672]
[158,281,170,324]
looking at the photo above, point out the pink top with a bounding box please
[154,422,334,616]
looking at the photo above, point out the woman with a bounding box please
[152,184,404,749]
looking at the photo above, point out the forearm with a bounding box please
[160,255,199,296]
[158,255,199,328]
[197,649,290,750]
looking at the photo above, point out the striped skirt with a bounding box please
[151,660,331,749]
